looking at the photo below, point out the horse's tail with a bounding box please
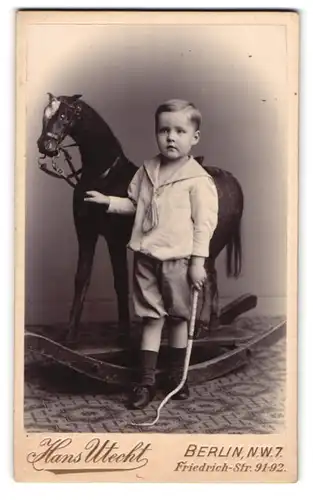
[226,219,242,278]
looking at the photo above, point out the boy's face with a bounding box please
[156,111,200,161]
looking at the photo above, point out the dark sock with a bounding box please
[139,350,158,386]
[168,346,187,382]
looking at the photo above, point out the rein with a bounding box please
[38,143,120,189]
[38,143,81,188]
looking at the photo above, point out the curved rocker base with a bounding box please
[25,320,286,387]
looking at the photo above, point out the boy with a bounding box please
[84,99,218,409]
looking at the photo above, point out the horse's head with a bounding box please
[37,93,83,157]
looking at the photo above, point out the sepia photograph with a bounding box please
[14,10,298,482]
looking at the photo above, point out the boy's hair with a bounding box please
[155,99,202,130]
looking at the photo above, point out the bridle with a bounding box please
[38,143,83,189]
[37,101,120,188]
[38,100,83,188]
[38,146,121,189]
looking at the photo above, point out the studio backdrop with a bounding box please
[25,23,287,325]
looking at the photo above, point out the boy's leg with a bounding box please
[130,317,165,409]
[130,253,166,409]
[139,317,165,385]
[169,319,188,348]
[167,319,190,400]
[161,259,192,400]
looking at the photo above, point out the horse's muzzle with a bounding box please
[37,136,59,157]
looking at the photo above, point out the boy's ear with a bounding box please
[192,130,201,145]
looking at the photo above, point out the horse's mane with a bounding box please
[59,95,124,153]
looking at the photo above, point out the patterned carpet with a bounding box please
[24,316,286,434]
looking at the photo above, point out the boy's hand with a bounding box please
[189,258,207,291]
[84,191,110,206]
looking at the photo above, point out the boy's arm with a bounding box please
[190,175,219,258]
[107,197,136,215]
[108,167,143,214]
[84,167,143,215]
[84,192,136,215]
[189,176,218,290]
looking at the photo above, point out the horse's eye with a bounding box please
[60,113,66,120]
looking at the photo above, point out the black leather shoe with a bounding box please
[166,379,190,400]
[129,385,156,410]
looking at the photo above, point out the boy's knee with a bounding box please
[142,316,166,326]
[167,316,186,325]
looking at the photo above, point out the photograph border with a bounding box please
[14,9,299,483]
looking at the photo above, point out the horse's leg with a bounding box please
[67,234,98,341]
[107,240,130,342]
[205,258,220,330]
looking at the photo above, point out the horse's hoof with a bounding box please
[209,315,220,331]
[62,337,80,348]
[58,327,80,347]
[116,334,132,349]
[51,329,71,343]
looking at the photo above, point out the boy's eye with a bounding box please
[158,127,186,134]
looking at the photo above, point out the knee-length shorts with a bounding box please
[133,252,192,320]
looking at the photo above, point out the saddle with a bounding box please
[195,156,232,178]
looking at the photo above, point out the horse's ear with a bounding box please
[69,94,82,103]
[73,95,83,117]
[47,92,57,103]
